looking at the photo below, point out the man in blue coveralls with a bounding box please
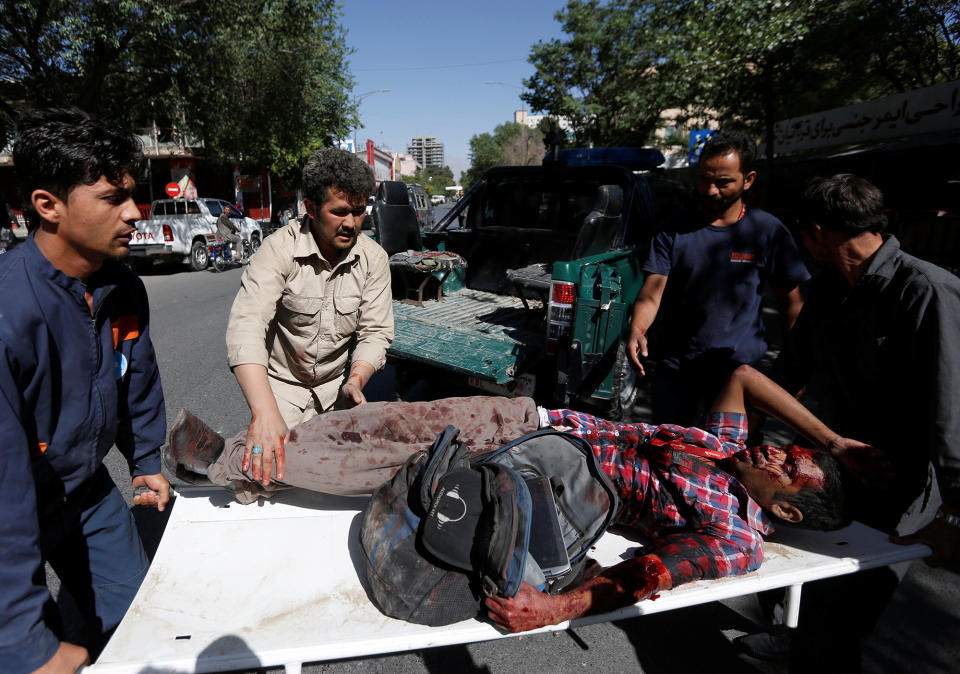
[0,108,170,673]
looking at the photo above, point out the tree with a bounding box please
[180,0,356,182]
[401,164,455,195]
[524,0,960,158]
[524,1,671,148]
[854,0,959,91]
[0,0,356,182]
[463,122,544,189]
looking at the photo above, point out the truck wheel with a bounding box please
[190,240,209,271]
[607,342,639,420]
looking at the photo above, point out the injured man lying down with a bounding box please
[164,365,876,633]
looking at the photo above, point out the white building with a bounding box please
[408,136,445,168]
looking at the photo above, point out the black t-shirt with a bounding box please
[643,208,810,368]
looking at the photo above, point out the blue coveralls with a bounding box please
[0,237,166,672]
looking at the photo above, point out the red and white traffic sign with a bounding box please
[165,182,181,198]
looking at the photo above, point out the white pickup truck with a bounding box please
[129,198,263,271]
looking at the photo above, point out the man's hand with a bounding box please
[893,511,960,567]
[486,555,669,633]
[132,473,170,511]
[243,407,289,486]
[484,582,580,633]
[338,365,373,409]
[626,273,667,376]
[338,381,367,408]
[626,327,649,376]
[823,436,894,488]
[33,641,89,673]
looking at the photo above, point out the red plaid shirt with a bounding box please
[545,409,773,586]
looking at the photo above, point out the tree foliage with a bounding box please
[0,0,356,181]
[523,1,669,148]
[400,164,455,195]
[463,122,544,188]
[523,0,960,157]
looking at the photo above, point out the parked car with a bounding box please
[406,183,435,229]
[375,147,669,418]
[129,198,263,271]
[430,194,446,205]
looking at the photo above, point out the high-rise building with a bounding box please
[407,136,444,168]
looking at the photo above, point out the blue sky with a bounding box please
[340,0,570,181]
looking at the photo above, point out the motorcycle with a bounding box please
[208,237,251,272]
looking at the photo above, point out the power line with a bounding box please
[354,58,527,72]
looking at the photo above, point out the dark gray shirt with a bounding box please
[217,212,238,239]
[776,236,960,531]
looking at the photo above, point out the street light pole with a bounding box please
[353,89,390,152]
[484,81,528,165]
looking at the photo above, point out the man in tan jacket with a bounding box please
[226,148,393,488]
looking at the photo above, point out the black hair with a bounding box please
[799,174,887,235]
[775,450,850,531]
[301,147,375,205]
[13,107,143,227]
[700,130,757,175]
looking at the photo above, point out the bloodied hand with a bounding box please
[485,555,668,633]
[485,582,580,633]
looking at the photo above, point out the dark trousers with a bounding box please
[38,467,149,656]
[789,566,900,672]
[652,352,742,427]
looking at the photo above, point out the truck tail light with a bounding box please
[552,282,576,305]
[162,224,173,242]
[547,280,575,347]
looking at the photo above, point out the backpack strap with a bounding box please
[476,464,532,599]
[418,425,471,510]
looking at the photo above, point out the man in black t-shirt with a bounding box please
[626,131,809,426]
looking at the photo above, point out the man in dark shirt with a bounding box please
[627,130,809,426]
[216,204,242,257]
[781,174,960,542]
[755,174,960,670]
[0,108,169,673]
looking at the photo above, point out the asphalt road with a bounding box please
[87,261,960,673]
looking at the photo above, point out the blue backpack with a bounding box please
[358,425,620,626]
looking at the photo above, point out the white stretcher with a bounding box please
[88,486,931,674]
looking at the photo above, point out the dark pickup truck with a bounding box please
[372,148,674,418]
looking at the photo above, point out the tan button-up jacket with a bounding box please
[226,219,393,411]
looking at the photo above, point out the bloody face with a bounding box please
[728,444,825,508]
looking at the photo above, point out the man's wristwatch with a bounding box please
[935,509,960,528]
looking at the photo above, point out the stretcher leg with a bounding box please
[784,583,803,628]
